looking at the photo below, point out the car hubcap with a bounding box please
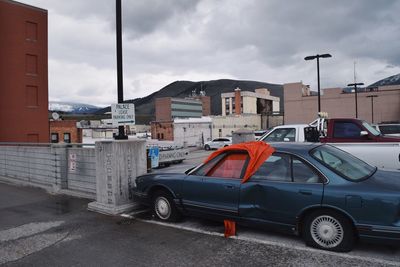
[310,215,343,248]
[155,196,171,220]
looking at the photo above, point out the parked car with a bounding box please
[132,142,400,252]
[254,130,268,140]
[374,124,400,137]
[204,137,232,150]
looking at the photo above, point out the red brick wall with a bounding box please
[0,1,49,142]
[50,120,82,143]
[150,121,174,141]
[155,98,172,121]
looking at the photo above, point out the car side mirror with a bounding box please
[283,137,290,142]
[360,131,369,137]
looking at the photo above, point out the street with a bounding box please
[0,149,399,266]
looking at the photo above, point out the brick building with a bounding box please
[0,0,49,142]
[50,120,82,143]
[151,96,211,141]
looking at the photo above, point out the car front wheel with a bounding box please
[152,190,181,222]
[303,210,354,252]
[204,144,210,150]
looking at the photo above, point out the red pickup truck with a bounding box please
[318,118,400,143]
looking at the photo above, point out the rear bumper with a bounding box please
[357,224,400,244]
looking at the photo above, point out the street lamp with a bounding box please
[366,95,378,123]
[115,0,127,139]
[304,53,332,112]
[347,82,364,118]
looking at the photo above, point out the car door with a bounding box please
[182,152,248,217]
[239,153,324,227]
[210,138,221,149]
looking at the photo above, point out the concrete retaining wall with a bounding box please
[0,144,96,198]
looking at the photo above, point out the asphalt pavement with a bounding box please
[1,149,400,266]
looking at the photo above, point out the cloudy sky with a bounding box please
[21,0,400,107]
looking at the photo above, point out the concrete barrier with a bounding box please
[88,140,147,215]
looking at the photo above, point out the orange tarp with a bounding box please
[204,141,275,183]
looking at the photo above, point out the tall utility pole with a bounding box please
[115,0,127,139]
[347,82,364,118]
[366,95,378,123]
[304,53,332,112]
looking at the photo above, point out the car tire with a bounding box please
[204,145,210,150]
[152,190,181,222]
[302,210,354,252]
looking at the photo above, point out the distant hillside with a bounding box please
[49,101,101,114]
[96,79,283,124]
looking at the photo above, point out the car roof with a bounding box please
[268,142,322,153]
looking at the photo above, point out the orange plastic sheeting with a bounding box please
[204,141,275,183]
[224,219,236,237]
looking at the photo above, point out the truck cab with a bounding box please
[320,118,400,143]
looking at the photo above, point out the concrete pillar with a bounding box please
[232,129,255,144]
[222,97,226,116]
[229,97,233,114]
[51,144,68,192]
[88,140,147,215]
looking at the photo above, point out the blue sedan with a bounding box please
[131,142,400,252]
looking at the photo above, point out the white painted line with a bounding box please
[0,221,64,243]
[137,218,400,266]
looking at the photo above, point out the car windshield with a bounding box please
[362,121,380,136]
[310,145,376,181]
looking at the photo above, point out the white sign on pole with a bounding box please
[111,103,135,127]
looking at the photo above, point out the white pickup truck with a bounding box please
[260,124,400,170]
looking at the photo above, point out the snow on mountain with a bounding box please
[49,101,102,114]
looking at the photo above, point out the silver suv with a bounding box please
[204,137,232,150]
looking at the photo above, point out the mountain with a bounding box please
[96,79,283,124]
[368,73,400,88]
[49,101,102,114]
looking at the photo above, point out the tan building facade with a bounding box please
[284,82,400,124]
[221,88,280,116]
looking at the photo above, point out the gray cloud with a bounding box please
[20,0,400,105]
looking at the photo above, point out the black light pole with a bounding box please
[347,82,364,118]
[115,0,127,139]
[304,53,332,112]
[366,95,378,123]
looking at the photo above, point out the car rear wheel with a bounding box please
[152,190,181,222]
[303,210,354,252]
[204,145,210,150]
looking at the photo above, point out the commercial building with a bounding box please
[221,87,280,116]
[284,76,400,124]
[173,117,212,147]
[211,114,261,138]
[151,96,211,141]
[0,0,49,142]
[155,97,210,121]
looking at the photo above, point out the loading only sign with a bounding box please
[111,103,135,127]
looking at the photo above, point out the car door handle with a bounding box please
[299,190,312,195]
[225,185,235,189]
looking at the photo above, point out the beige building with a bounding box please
[284,82,400,124]
[211,114,261,138]
[221,88,280,116]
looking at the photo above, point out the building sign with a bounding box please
[148,146,159,168]
[69,153,77,172]
[111,103,135,127]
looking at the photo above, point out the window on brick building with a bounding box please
[51,133,59,143]
[63,133,71,143]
